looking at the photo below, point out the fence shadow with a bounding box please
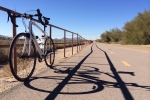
[24,44,103,99]
[95,43,134,100]
[23,43,150,100]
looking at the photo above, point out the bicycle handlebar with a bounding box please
[37,9,45,26]
[7,9,50,30]
[36,9,50,31]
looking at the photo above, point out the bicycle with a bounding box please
[7,9,55,81]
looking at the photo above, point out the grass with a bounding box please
[0,38,12,45]
[0,39,82,63]
[0,48,9,64]
[0,38,85,78]
[0,65,12,78]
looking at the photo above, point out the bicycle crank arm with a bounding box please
[46,52,54,56]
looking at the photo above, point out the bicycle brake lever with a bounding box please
[7,12,10,23]
[7,12,18,27]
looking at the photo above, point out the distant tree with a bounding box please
[99,10,150,45]
[122,10,150,44]
[95,39,101,42]
[100,28,122,43]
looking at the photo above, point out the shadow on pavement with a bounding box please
[24,44,105,100]
[24,43,150,100]
[95,43,134,100]
[96,43,150,92]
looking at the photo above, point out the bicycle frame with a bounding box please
[23,18,48,58]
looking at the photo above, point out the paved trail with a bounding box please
[0,42,150,100]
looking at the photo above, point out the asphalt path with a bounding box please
[0,42,150,100]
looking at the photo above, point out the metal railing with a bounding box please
[0,6,91,71]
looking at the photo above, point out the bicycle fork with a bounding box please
[20,33,32,57]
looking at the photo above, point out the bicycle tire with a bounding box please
[9,33,36,81]
[44,37,55,68]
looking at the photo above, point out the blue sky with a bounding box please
[0,0,150,40]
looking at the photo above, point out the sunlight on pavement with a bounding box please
[121,61,131,66]
[110,52,114,54]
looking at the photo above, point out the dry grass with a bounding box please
[0,48,9,64]
[0,44,87,93]
[0,38,11,64]
[0,65,12,78]
[111,44,150,53]
[0,38,12,45]
[0,43,77,63]
[0,38,85,79]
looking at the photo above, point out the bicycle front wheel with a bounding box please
[44,37,55,68]
[9,33,36,81]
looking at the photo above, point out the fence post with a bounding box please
[83,38,84,48]
[81,37,82,49]
[64,30,66,57]
[81,37,82,50]
[72,33,73,55]
[12,13,17,73]
[79,36,81,51]
[78,36,80,51]
[80,36,81,50]
[78,34,79,52]
[84,39,85,47]
[77,33,78,53]
[86,40,87,46]
[49,25,52,64]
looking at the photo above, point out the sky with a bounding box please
[0,0,150,40]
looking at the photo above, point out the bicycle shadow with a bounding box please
[24,43,150,100]
[24,43,105,99]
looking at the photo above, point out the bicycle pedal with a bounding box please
[38,58,43,62]
[36,36,39,39]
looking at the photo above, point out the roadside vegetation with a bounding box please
[0,38,85,78]
[96,10,150,45]
[0,38,84,64]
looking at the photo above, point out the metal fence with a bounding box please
[0,6,91,71]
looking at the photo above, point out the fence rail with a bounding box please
[0,6,92,72]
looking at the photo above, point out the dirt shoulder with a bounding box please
[113,44,150,53]
[0,45,87,93]
[98,43,150,53]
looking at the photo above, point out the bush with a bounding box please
[0,48,9,64]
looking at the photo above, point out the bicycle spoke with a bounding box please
[44,38,55,67]
[9,33,36,81]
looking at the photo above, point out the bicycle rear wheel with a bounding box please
[44,37,55,68]
[9,33,36,81]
